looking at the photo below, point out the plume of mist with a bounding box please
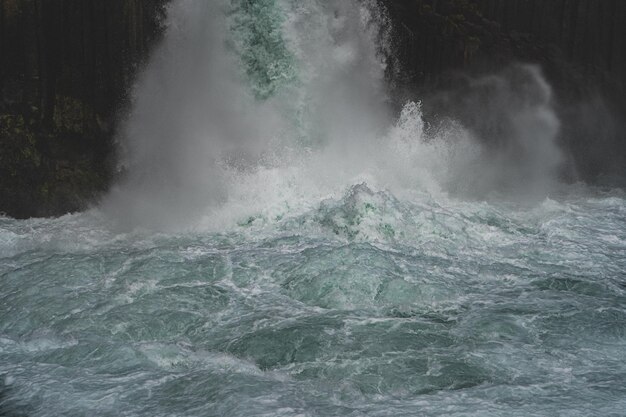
[102,0,565,231]
[103,0,392,230]
[103,0,290,229]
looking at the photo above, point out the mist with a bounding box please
[103,0,566,230]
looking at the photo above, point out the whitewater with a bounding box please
[1,0,625,416]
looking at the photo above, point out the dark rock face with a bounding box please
[478,0,626,90]
[383,0,625,95]
[0,0,167,218]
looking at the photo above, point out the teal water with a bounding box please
[1,185,625,416]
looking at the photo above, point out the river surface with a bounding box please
[2,185,625,416]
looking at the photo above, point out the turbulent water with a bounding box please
[2,1,626,416]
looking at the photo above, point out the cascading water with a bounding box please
[1,1,625,416]
[104,0,395,230]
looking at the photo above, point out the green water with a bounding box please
[1,185,625,416]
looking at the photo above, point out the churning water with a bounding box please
[1,1,625,416]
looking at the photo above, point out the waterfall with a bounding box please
[104,0,563,230]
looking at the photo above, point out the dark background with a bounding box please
[0,0,167,218]
[1,0,624,218]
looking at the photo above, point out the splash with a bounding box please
[104,0,564,230]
